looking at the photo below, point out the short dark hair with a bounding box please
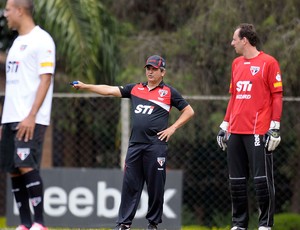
[237,23,260,47]
[14,0,34,16]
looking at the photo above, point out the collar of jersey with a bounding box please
[142,81,164,89]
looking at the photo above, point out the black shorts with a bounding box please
[0,123,47,174]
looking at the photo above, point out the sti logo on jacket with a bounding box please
[134,104,155,114]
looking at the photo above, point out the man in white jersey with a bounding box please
[0,1,55,230]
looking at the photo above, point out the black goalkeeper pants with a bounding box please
[116,143,167,226]
[227,134,275,229]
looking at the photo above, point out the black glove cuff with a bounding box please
[267,129,280,138]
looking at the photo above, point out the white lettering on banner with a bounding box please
[13,181,177,218]
[44,187,67,216]
[135,191,148,218]
[135,190,177,218]
[69,187,94,217]
[97,182,121,217]
[163,189,177,218]
[14,187,67,216]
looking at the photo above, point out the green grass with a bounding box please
[0,217,230,230]
[4,213,300,229]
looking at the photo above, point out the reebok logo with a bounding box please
[254,134,260,146]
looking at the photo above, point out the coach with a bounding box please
[71,55,194,230]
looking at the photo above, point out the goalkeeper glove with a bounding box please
[217,121,229,151]
[265,120,281,151]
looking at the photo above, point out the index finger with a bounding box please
[69,81,79,86]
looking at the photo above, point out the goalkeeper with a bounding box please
[216,23,283,230]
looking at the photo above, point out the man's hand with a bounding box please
[157,126,176,142]
[70,80,85,90]
[217,121,229,151]
[16,115,36,142]
[265,120,281,151]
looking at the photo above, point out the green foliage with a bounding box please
[2,0,300,95]
[44,0,118,85]
[0,7,16,51]
[106,0,300,96]
[182,226,210,230]
[1,0,120,86]
[0,216,5,228]
[273,213,300,230]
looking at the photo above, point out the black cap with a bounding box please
[144,55,166,69]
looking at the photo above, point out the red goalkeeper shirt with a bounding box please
[224,51,283,135]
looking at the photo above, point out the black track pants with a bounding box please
[227,134,275,228]
[117,143,167,225]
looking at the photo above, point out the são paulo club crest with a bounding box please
[31,197,42,207]
[158,89,168,97]
[157,157,166,167]
[250,66,260,76]
[17,148,30,161]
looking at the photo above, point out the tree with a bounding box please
[0,0,120,87]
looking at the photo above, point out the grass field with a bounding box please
[0,217,230,230]
[0,227,231,230]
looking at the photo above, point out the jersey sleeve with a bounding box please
[271,92,283,122]
[267,58,283,93]
[224,60,236,121]
[170,87,189,111]
[119,83,136,98]
[229,58,239,94]
[267,58,283,122]
[37,34,56,76]
[224,95,233,122]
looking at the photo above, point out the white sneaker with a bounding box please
[29,223,48,230]
[231,227,246,230]
[258,227,271,230]
[16,225,29,230]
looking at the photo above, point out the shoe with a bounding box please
[29,223,48,230]
[147,223,158,230]
[258,227,271,230]
[112,224,131,230]
[231,227,246,230]
[16,225,30,230]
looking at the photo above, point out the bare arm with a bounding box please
[16,73,52,142]
[157,105,195,142]
[72,81,122,97]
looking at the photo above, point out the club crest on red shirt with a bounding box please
[158,89,168,97]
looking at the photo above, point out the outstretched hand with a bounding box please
[70,80,85,90]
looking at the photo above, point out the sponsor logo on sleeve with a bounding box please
[274,73,282,88]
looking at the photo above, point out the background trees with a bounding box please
[1,0,300,95]
[0,0,300,222]
[0,0,119,88]
[103,0,300,96]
